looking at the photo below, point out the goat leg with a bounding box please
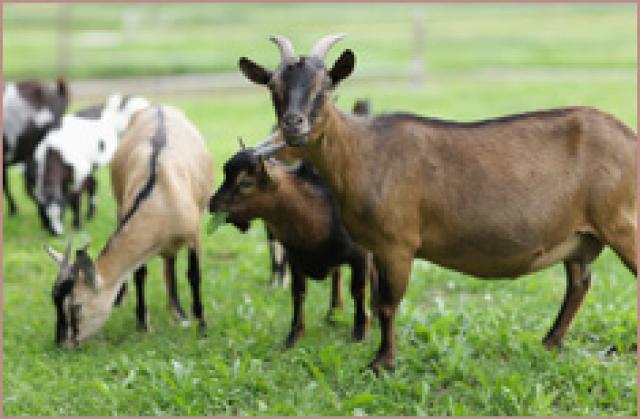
[133,265,149,331]
[284,264,306,348]
[85,175,97,220]
[542,260,591,349]
[187,248,207,334]
[267,227,288,287]
[367,253,411,375]
[349,252,369,341]
[113,282,128,307]
[70,192,81,229]
[280,251,291,288]
[3,163,17,215]
[325,267,344,324]
[164,255,188,324]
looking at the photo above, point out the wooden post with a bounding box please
[410,14,426,88]
[56,3,72,77]
[122,7,141,42]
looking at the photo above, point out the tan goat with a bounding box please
[239,34,637,373]
[46,105,214,347]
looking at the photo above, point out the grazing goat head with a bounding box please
[239,34,355,146]
[46,240,110,347]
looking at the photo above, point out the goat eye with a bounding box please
[98,140,105,152]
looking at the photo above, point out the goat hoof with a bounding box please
[137,322,150,332]
[283,330,304,349]
[270,279,287,289]
[352,324,369,342]
[325,311,338,325]
[196,322,208,337]
[367,355,395,376]
[542,336,563,350]
[172,308,188,323]
[48,228,64,237]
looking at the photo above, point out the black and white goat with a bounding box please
[30,94,150,235]
[45,105,215,346]
[3,79,69,215]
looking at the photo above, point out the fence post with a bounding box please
[56,3,72,78]
[409,13,426,88]
[123,7,141,41]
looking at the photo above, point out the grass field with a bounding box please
[3,3,638,417]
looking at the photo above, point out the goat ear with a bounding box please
[75,249,98,289]
[44,245,64,265]
[256,157,279,186]
[239,57,272,85]
[264,159,281,185]
[328,49,355,87]
[238,137,247,150]
[352,98,371,116]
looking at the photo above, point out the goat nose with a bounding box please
[283,113,304,129]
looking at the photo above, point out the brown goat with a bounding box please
[45,105,214,346]
[239,34,637,372]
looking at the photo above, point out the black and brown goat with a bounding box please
[264,98,372,288]
[45,105,214,346]
[209,143,374,347]
[239,34,637,372]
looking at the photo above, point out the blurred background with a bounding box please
[4,3,637,104]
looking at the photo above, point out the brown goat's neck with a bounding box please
[306,102,370,206]
[95,221,157,294]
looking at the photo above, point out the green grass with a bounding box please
[3,3,638,416]
[3,3,636,80]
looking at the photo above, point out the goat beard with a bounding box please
[230,218,251,233]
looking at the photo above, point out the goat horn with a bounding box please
[283,161,303,173]
[253,141,285,159]
[44,245,64,265]
[238,137,247,150]
[62,236,73,266]
[269,35,296,63]
[310,33,347,61]
[253,132,278,151]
